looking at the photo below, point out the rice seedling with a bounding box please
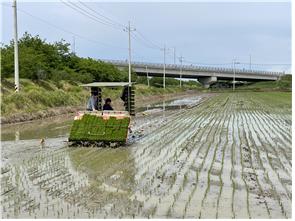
[1,92,291,218]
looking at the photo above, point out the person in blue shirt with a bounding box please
[103,98,114,111]
[86,92,98,111]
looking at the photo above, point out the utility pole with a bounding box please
[173,47,176,65]
[163,44,166,89]
[233,60,235,91]
[249,54,252,70]
[124,21,136,84]
[145,66,150,87]
[127,21,132,85]
[232,59,240,91]
[13,0,19,92]
[124,21,135,112]
[179,55,184,88]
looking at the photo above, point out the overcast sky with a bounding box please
[1,1,291,72]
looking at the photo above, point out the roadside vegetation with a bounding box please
[237,74,292,92]
[1,78,88,117]
[1,32,201,90]
[1,32,290,121]
[1,78,198,120]
[210,75,291,92]
[1,32,131,83]
[1,33,200,120]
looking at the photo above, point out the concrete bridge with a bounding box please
[103,59,283,88]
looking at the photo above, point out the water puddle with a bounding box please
[1,95,205,142]
[137,96,203,113]
[1,115,73,142]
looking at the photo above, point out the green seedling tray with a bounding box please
[69,114,130,142]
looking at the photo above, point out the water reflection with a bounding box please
[1,94,207,218]
[1,140,139,218]
[2,96,203,142]
[1,115,73,141]
[15,130,20,141]
[67,147,139,218]
[137,96,202,114]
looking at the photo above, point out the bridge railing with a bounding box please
[101,59,284,76]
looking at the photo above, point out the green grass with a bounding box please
[1,78,89,117]
[237,75,292,92]
[1,78,198,118]
[214,91,291,112]
[209,75,291,92]
[247,91,291,108]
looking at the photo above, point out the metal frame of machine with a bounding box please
[68,82,135,144]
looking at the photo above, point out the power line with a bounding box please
[60,0,123,30]
[13,7,128,50]
[61,1,169,57]
[61,0,119,28]
[92,3,128,25]
[76,2,164,52]
[131,32,161,50]
[4,2,289,71]
[6,5,143,56]
[74,1,124,29]
[77,1,125,29]
[133,30,162,49]
[7,1,162,54]
[166,48,179,63]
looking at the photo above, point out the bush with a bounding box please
[1,32,128,84]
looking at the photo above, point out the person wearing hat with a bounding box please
[103,98,114,111]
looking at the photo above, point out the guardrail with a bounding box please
[101,59,284,77]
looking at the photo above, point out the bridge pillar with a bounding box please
[198,76,217,88]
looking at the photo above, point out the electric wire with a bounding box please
[60,0,123,30]
[12,7,128,50]
[77,1,125,28]
[131,32,161,50]
[3,2,290,70]
[133,30,162,49]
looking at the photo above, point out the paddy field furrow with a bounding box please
[1,92,291,219]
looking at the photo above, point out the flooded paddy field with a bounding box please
[1,92,292,218]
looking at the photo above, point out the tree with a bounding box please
[1,32,128,83]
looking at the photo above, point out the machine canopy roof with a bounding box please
[80,82,133,87]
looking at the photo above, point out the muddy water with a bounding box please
[1,115,73,142]
[136,96,203,113]
[1,93,292,218]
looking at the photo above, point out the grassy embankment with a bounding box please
[1,75,291,123]
[236,75,292,107]
[1,78,199,122]
[211,74,292,92]
[238,74,292,92]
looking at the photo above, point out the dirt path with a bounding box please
[1,92,292,218]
